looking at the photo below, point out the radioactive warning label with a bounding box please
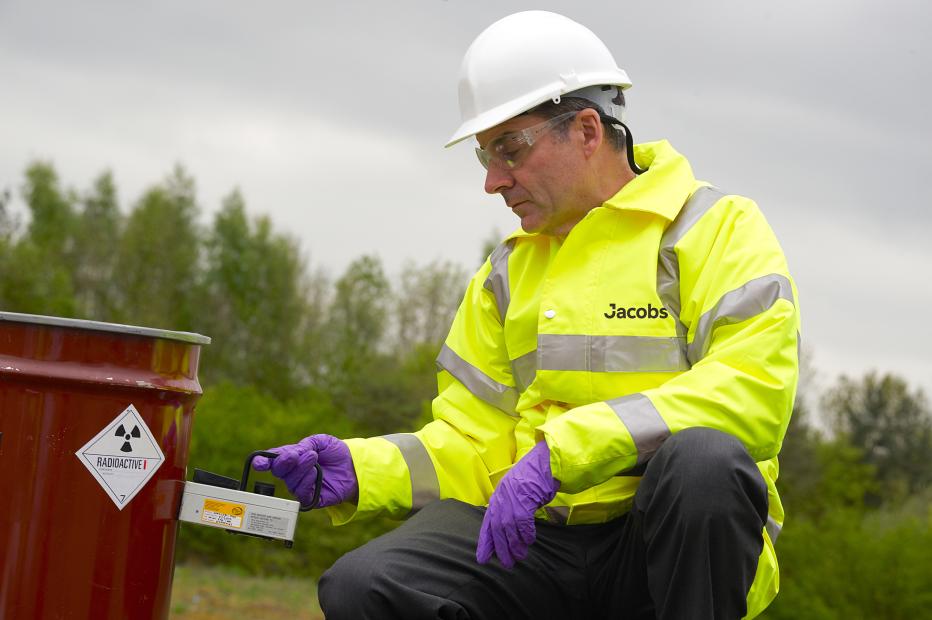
[75,404,165,510]
[201,499,245,529]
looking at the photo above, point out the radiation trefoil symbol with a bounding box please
[115,424,141,452]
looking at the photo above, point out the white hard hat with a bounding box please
[445,11,632,148]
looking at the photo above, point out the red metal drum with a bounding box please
[0,312,210,619]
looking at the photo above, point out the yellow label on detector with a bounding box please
[201,498,246,529]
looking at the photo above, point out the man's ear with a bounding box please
[577,108,604,158]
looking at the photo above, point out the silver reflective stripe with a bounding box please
[381,433,441,513]
[687,274,795,364]
[511,349,538,392]
[657,186,726,342]
[545,505,569,524]
[538,334,689,372]
[437,343,519,416]
[606,394,671,465]
[483,240,515,322]
[766,515,782,543]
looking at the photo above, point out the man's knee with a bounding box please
[317,551,370,615]
[318,500,483,618]
[660,427,750,467]
[318,546,378,617]
[641,427,767,519]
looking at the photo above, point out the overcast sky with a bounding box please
[2,0,930,404]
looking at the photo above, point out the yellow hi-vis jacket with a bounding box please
[327,140,800,618]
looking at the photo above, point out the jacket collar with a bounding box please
[601,140,698,221]
[504,140,699,242]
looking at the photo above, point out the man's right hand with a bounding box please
[253,434,358,507]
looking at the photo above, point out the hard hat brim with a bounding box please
[444,72,632,148]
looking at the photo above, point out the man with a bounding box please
[256,11,799,619]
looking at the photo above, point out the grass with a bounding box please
[170,564,324,620]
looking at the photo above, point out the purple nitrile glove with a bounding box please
[253,434,358,508]
[476,440,560,569]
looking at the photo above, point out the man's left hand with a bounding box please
[476,440,560,569]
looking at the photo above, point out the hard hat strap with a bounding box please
[621,122,647,175]
[598,115,647,175]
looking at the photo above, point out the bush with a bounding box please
[761,506,932,619]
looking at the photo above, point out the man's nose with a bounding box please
[484,162,515,195]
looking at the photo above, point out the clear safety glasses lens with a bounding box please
[475,111,578,171]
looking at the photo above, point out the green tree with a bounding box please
[0,188,16,308]
[822,372,932,504]
[322,256,425,433]
[0,187,15,271]
[200,189,322,398]
[112,165,201,330]
[0,187,15,239]
[23,161,76,253]
[393,258,468,358]
[325,255,391,377]
[0,162,77,315]
[72,171,122,320]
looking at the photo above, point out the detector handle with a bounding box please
[241,450,322,511]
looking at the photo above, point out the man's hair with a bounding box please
[523,94,627,152]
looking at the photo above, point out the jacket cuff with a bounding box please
[323,436,412,525]
[538,401,639,494]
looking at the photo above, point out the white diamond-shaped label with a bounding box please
[75,404,165,510]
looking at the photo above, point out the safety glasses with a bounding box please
[475,111,578,170]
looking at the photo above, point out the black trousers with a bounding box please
[319,428,769,619]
